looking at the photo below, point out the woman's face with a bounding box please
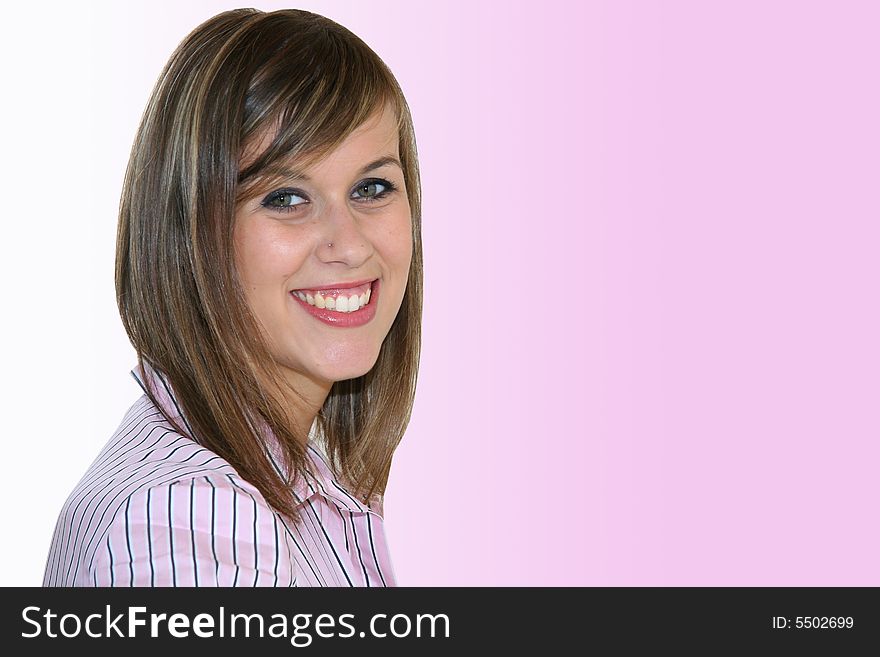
[233,104,413,397]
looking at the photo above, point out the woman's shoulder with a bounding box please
[91,394,242,489]
[53,393,253,548]
[43,394,277,586]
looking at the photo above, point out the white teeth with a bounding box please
[293,283,374,313]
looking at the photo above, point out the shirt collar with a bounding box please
[130,361,379,516]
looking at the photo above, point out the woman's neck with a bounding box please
[272,368,333,447]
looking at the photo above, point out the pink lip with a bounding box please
[289,279,380,328]
[293,278,376,293]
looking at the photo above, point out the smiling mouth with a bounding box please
[290,280,375,314]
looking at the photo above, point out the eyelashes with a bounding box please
[260,178,398,214]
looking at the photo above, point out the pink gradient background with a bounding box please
[7,1,878,585]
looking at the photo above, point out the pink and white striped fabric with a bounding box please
[43,363,397,587]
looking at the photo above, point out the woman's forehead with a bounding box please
[239,101,399,176]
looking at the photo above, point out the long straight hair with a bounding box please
[115,8,422,522]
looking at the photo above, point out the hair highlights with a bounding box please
[116,9,422,522]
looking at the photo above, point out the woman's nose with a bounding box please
[316,200,375,267]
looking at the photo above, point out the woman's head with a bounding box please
[235,101,413,405]
[117,8,422,517]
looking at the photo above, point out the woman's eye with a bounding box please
[352,178,396,202]
[260,178,396,214]
[261,189,307,212]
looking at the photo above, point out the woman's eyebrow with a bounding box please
[266,155,402,183]
[357,155,402,176]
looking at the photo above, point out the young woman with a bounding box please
[43,8,422,587]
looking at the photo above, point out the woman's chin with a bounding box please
[314,351,381,384]
[271,339,382,387]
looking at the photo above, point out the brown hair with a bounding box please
[115,8,422,522]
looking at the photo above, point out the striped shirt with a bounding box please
[43,363,396,587]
